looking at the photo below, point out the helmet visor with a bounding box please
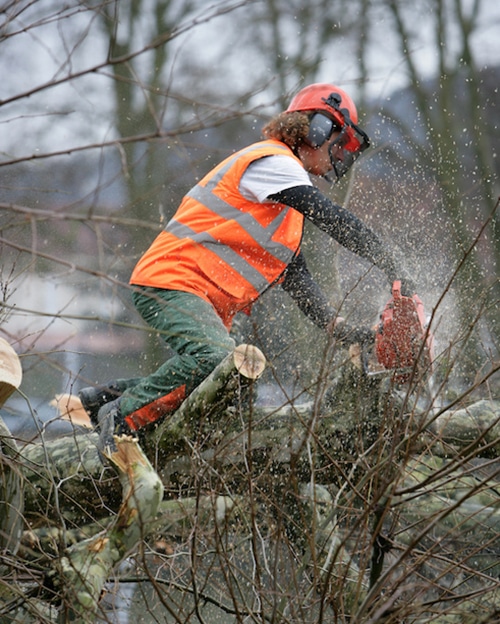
[326,122,370,182]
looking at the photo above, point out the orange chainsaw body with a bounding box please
[374,281,434,382]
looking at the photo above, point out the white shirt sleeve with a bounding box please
[239,155,313,203]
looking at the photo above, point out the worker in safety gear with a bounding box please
[79,82,415,449]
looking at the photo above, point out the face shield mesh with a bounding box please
[324,123,370,183]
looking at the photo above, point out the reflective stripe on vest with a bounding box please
[164,142,301,293]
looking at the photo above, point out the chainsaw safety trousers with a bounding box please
[118,287,235,430]
[130,140,305,329]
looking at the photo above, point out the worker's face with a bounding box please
[299,130,345,177]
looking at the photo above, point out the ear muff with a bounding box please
[306,113,337,148]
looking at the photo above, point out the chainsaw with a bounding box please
[367,280,434,383]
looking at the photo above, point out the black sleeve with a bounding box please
[269,185,415,291]
[282,256,377,343]
[280,252,336,330]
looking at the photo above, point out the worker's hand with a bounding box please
[328,318,375,346]
[326,316,345,334]
[398,276,417,297]
[96,399,135,456]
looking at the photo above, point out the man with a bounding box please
[80,82,415,446]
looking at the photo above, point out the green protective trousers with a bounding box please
[118,287,235,422]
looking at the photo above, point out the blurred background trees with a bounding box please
[1,0,499,413]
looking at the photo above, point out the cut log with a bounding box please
[50,393,92,428]
[232,343,266,379]
[0,417,24,554]
[46,435,163,622]
[150,344,266,455]
[0,337,22,407]
[14,361,500,526]
[432,399,500,455]
[15,344,266,523]
[9,349,500,542]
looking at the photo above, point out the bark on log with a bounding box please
[430,399,500,456]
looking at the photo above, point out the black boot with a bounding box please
[79,379,140,427]
[96,398,136,455]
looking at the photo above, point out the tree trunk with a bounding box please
[9,359,500,528]
[0,418,24,555]
[0,338,23,553]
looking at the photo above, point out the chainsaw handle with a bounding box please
[332,322,375,347]
[392,280,402,299]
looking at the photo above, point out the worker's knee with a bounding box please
[192,337,235,376]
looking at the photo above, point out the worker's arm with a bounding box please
[281,253,374,343]
[269,185,416,293]
[280,252,335,330]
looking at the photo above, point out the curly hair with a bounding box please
[261,111,310,151]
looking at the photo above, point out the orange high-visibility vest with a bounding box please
[130,140,305,328]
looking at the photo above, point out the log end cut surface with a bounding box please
[233,344,266,379]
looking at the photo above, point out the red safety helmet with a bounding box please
[287,83,370,181]
[287,83,359,125]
